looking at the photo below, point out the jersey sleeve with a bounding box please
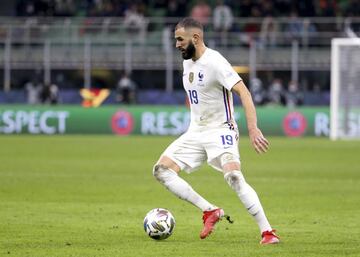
[215,54,242,91]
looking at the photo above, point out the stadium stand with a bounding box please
[0,1,359,105]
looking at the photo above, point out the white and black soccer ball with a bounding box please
[143,208,175,240]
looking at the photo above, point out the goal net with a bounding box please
[330,38,360,140]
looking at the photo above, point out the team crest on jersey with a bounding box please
[198,71,204,82]
[189,72,194,83]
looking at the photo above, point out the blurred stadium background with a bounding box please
[1,0,359,137]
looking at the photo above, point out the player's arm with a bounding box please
[231,80,269,154]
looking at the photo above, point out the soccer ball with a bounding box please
[143,208,175,240]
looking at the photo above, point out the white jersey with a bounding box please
[182,48,242,131]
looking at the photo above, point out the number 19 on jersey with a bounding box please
[188,90,198,104]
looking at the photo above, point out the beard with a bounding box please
[181,41,196,60]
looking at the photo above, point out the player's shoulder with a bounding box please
[204,48,230,70]
[206,48,227,61]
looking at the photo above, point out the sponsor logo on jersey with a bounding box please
[189,72,194,83]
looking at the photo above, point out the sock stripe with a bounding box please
[247,204,255,211]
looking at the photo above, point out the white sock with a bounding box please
[224,170,272,233]
[153,164,216,212]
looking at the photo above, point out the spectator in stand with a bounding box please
[250,77,267,106]
[116,72,137,104]
[40,83,59,105]
[285,11,317,46]
[285,80,303,108]
[190,0,211,29]
[285,11,303,41]
[301,18,317,46]
[166,0,187,27]
[267,78,285,106]
[25,80,41,105]
[123,3,148,44]
[213,0,234,46]
[259,16,278,48]
[240,5,263,46]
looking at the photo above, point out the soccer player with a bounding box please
[153,17,279,244]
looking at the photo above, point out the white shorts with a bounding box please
[162,127,240,173]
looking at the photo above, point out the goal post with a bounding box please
[330,38,360,140]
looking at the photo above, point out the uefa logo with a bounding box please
[283,112,307,137]
[111,111,134,135]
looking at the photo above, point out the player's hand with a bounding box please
[249,127,269,154]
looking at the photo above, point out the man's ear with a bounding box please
[192,33,200,45]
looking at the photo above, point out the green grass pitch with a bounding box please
[0,135,359,257]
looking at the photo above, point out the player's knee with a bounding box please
[153,164,170,183]
[220,153,241,171]
[224,170,246,192]
[152,164,162,180]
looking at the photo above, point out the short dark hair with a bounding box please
[175,17,203,31]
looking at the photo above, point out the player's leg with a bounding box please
[153,133,224,240]
[153,155,218,212]
[154,156,223,240]
[220,153,279,244]
[221,155,271,231]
